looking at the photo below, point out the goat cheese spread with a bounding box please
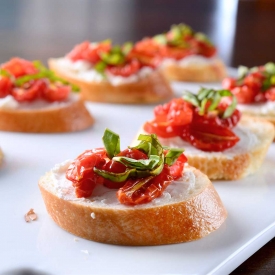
[50,160,196,209]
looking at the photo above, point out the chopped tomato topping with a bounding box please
[117,165,173,205]
[181,122,240,152]
[42,83,71,102]
[222,78,236,90]
[265,87,275,101]
[11,79,47,102]
[159,45,194,60]
[222,67,275,103]
[144,97,240,152]
[144,98,193,138]
[66,149,107,198]
[0,76,13,98]
[169,153,187,180]
[128,39,162,68]
[67,41,111,64]
[2,58,37,78]
[231,85,257,104]
[66,142,187,204]
[106,59,141,77]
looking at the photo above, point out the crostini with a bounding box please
[129,24,227,82]
[222,62,275,128]
[0,58,94,133]
[39,129,227,245]
[139,88,275,180]
[48,40,173,104]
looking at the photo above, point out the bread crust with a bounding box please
[161,58,227,82]
[39,166,227,245]
[0,98,94,133]
[48,58,174,104]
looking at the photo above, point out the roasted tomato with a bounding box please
[106,59,141,77]
[67,41,111,64]
[181,122,240,152]
[168,153,187,180]
[0,76,13,98]
[11,79,47,102]
[144,98,193,138]
[117,164,173,205]
[265,87,275,101]
[42,82,71,102]
[231,85,257,104]
[66,149,107,198]
[128,39,162,68]
[243,72,265,91]
[222,77,236,90]
[2,58,37,78]
[189,39,216,57]
[159,45,194,60]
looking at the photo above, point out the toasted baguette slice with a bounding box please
[161,58,227,82]
[39,164,227,246]
[237,104,275,131]
[138,116,275,180]
[0,97,94,133]
[48,58,174,104]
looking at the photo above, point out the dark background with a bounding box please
[0,0,275,274]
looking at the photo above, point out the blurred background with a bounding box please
[0,0,275,68]
[0,0,275,274]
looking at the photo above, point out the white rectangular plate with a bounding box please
[0,80,274,275]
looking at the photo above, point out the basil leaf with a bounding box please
[194,32,212,46]
[165,148,184,165]
[264,62,275,75]
[218,89,233,97]
[208,92,221,111]
[223,94,237,118]
[130,140,154,156]
[262,78,271,91]
[122,42,133,55]
[138,134,163,156]
[15,72,47,86]
[238,65,249,79]
[113,155,160,170]
[33,60,48,72]
[94,61,107,75]
[93,167,136,182]
[199,98,208,115]
[153,34,167,45]
[0,69,11,77]
[102,129,120,158]
[270,75,275,85]
[182,91,199,107]
[197,88,212,101]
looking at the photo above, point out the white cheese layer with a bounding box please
[50,160,196,209]
[237,101,275,116]
[161,55,219,68]
[0,93,79,111]
[56,58,154,86]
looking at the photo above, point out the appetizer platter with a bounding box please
[0,78,275,275]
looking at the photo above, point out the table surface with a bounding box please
[0,0,275,274]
